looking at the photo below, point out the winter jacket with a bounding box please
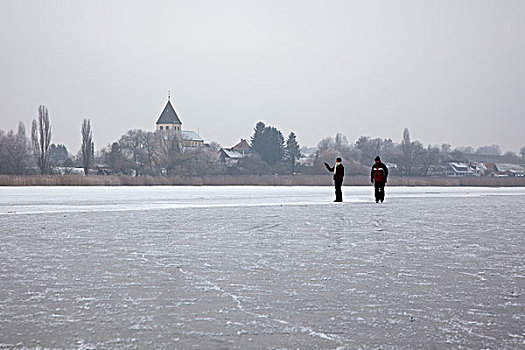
[326,162,345,182]
[371,162,388,183]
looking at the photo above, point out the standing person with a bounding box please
[371,156,388,203]
[324,158,345,202]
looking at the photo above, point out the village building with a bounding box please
[231,139,251,155]
[155,97,204,148]
[446,161,483,177]
[218,149,245,164]
[490,163,525,177]
[218,139,251,165]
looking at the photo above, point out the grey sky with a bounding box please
[1,0,524,154]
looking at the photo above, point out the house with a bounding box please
[218,148,246,169]
[54,167,85,175]
[492,163,525,177]
[219,149,244,162]
[155,96,204,148]
[231,139,251,155]
[217,140,252,166]
[446,162,482,177]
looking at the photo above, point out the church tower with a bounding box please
[155,95,182,142]
[155,93,205,148]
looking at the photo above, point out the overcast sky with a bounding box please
[1,0,524,154]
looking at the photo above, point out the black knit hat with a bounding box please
[375,156,381,161]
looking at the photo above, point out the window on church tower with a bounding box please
[160,126,163,130]
[166,126,170,130]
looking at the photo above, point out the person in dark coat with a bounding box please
[371,156,388,203]
[324,157,345,202]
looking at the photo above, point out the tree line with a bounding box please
[0,105,304,177]
[0,106,94,175]
[313,129,525,177]
[1,105,524,177]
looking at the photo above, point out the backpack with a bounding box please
[373,166,385,182]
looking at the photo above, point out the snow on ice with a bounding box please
[0,186,524,349]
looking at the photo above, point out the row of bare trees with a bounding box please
[2,105,524,177]
[0,122,32,174]
[313,128,525,177]
[97,121,302,177]
[0,106,94,175]
[313,128,452,176]
[100,130,223,177]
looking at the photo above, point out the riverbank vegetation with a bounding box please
[1,105,524,181]
[1,174,524,187]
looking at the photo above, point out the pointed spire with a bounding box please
[156,96,182,125]
[168,90,171,101]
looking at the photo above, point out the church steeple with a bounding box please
[156,94,182,141]
[156,97,182,125]
[154,94,205,148]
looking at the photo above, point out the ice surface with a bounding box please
[0,186,524,349]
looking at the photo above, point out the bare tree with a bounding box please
[81,119,93,175]
[355,136,383,164]
[400,128,413,176]
[179,147,223,176]
[119,130,143,176]
[31,105,52,174]
[334,133,350,153]
[317,137,335,153]
[12,122,31,174]
[118,129,161,176]
[209,141,221,151]
[140,131,161,175]
[0,123,32,174]
[160,133,182,176]
[475,144,501,155]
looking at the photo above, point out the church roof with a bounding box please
[182,130,204,142]
[156,100,182,125]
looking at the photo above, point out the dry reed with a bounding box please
[0,175,523,187]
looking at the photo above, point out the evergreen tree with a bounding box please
[262,126,285,165]
[106,142,125,174]
[285,132,301,174]
[49,144,69,165]
[249,122,285,166]
[250,121,266,154]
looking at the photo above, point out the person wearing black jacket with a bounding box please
[324,158,344,202]
[371,156,388,203]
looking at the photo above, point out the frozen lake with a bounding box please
[1,186,524,349]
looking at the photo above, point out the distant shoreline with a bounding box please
[1,175,524,187]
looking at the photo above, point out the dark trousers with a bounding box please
[374,182,386,202]
[334,180,343,202]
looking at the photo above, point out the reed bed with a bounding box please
[0,175,524,187]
